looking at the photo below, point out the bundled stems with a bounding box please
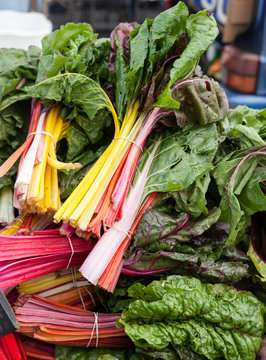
[80,136,161,287]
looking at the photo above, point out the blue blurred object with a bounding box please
[255,0,266,96]
[0,0,43,12]
[0,0,30,11]
[221,84,266,109]
[191,0,228,25]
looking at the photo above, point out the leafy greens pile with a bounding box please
[0,2,265,360]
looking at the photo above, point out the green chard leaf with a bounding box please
[117,275,266,360]
[0,46,41,101]
[155,10,218,109]
[170,10,218,85]
[220,105,266,148]
[55,346,131,360]
[37,23,98,82]
[112,2,188,120]
[28,73,114,144]
[125,207,249,284]
[0,101,30,189]
[134,122,218,201]
[214,146,266,245]
[171,75,229,126]
[131,207,221,251]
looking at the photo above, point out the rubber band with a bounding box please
[78,286,86,310]
[86,312,99,348]
[16,218,24,224]
[66,236,74,268]
[71,268,86,311]
[112,225,133,239]
[84,287,96,307]
[27,131,57,148]
[7,225,20,230]
[113,137,143,151]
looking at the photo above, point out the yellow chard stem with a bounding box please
[28,106,61,209]
[44,163,52,209]
[50,167,60,211]
[71,111,143,230]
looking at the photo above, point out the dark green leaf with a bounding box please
[55,346,130,360]
[118,276,265,360]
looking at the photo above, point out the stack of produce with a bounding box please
[0,2,265,359]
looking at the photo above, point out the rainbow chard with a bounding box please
[0,229,95,289]
[0,186,15,225]
[122,208,250,284]
[14,294,131,348]
[80,121,219,291]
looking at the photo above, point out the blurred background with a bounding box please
[0,0,265,107]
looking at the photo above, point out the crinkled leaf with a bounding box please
[37,23,98,82]
[118,276,265,360]
[28,73,114,144]
[86,38,111,85]
[171,75,229,126]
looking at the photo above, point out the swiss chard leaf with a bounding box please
[0,46,41,101]
[171,75,229,126]
[55,346,132,360]
[0,101,30,189]
[113,2,188,120]
[28,73,114,144]
[124,246,249,284]
[155,10,218,109]
[170,173,210,217]
[220,105,266,148]
[134,122,218,201]
[37,23,99,82]
[214,146,266,244]
[117,276,265,360]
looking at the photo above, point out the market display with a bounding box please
[0,2,265,359]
